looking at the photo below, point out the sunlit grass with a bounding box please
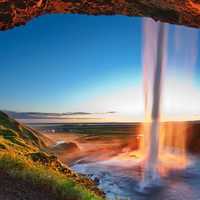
[0,153,104,200]
[0,111,104,200]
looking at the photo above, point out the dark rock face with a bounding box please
[0,0,200,30]
[187,123,200,154]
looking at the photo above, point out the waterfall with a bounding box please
[140,19,167,186]
[140,18,199,188]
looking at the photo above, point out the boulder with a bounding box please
[52,141,80,153]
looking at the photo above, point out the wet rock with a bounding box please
[88,174,100,185]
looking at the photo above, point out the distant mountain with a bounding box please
[64,112,93,115]
[4,111,60,119]
[4,111,117,120]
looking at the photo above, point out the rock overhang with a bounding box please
[0,0,200,30]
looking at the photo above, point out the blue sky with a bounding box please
[0,14,142,113]
[1,14,200,121]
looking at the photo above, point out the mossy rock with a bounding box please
[21,127,43,147]
[29,151,57,164]
[1,129,19,138]
[0,112,21,132]
[0,111,45,150]
[29,151,73,175]
[0,129,27,147]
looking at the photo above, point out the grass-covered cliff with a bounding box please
[0,111,104,200]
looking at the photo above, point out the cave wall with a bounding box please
[0,0,200,30]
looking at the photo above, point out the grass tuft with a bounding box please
[0,153,103,200]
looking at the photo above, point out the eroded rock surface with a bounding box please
[0,0,200,30]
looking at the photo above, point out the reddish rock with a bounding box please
[0,0,200,30]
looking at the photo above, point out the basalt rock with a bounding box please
[0,0,200,30]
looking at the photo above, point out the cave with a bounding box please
[1,0,200,30]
